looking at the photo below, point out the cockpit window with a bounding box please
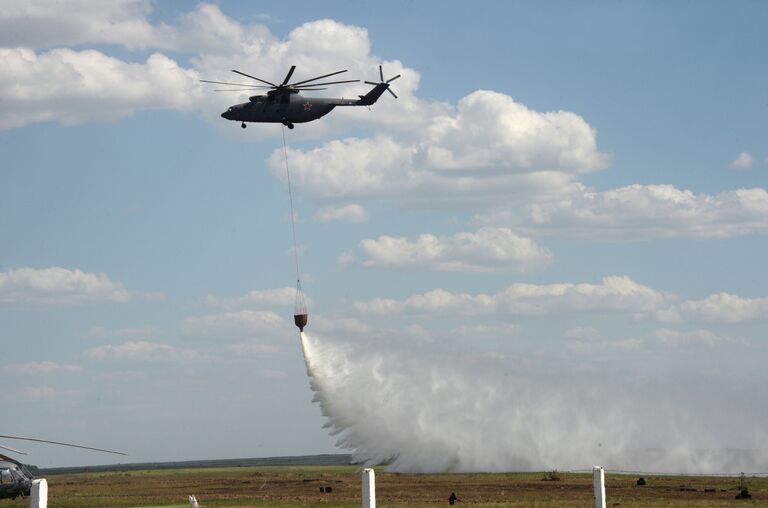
[0,469,13,484]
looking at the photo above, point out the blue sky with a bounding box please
[1,1,767,470]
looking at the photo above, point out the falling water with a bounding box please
[299,332,768,474]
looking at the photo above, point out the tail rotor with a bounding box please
[365,64,401,99]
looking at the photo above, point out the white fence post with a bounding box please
[29,478,48,508]
[592,466,606,508]
[362,468,376,508]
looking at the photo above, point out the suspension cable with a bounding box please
[281,125,301,285]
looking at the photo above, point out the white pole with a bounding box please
[592,466,606,508]
[29,478,48,508]
[362,468,376,508]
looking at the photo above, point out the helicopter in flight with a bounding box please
[201,65,400,129]
[0,434,125,500]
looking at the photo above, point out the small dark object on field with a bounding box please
[542,470,561,481]
[448,492,460,505]
[319,486,324,493]
[325,486,332,493]
[704,488,716,493]
[735,488,752,499]
[636,477,646,486]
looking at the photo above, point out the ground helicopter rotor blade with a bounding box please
[387,74,401,83]
[290,69,348,87]
[0,443,27,455]
[231,70,277,87]
[387,88,398,99]
[281,65,296,86]
[0,435,127,456]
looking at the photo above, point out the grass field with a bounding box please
[3,465,767,507]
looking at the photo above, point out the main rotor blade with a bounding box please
[231,70,277,87]
[213,88,267,92]
[0,443,27,455]
[290,69,348,87]
[386,74,401,83]
[379,65,384,82]
[387,88,398,99]
[200,79,267,87]
[293,79,359,87]
[0,435,127,456]
[281,65,296,86]
[364,81,379,86]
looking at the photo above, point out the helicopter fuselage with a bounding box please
[0,456,33,500]
[221,83,389,128]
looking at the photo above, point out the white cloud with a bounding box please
[359,227,553,272]
[270,103,606,206]
[204,288,296,309]
[423,90,608,173]
[657,293,768,324]
[5,361,82,375]
[336,251,357,267]
[730,151,754,170]
[354,276,667,317]
[314,204,369,223]
[0,0,155,49]
[0,48,202,129]
[480,185,768,240]
[0,267,134,305]
[654,329,747,347]
[86,340,199,361]
[181,309,286,337]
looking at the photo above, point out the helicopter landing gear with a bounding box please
[281,119,294,129]
[241,122,247,129]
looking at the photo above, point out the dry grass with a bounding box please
[3,465,767,507]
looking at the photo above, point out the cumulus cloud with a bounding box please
[270,103,606,206]
[354,276,667,317]
[0,0,155,49]
[5,361,82,375]
[0,3,425,133]
[314,204,369,223]
[358,227,552,272]
[181,309,286,337]
[204,287,296,309]
[730,151,754,170]
[423,91,608,173]
[657,293,768,323]
[479,185,768,240]
[0,267,135,305]
[86,340,200,361]
[0,48,202,129]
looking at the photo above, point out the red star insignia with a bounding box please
[303,102,312,111]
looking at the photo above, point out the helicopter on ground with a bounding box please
[0,435,125,500]
[201,65,400,129]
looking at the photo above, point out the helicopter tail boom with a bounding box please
[356,83,390,106]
